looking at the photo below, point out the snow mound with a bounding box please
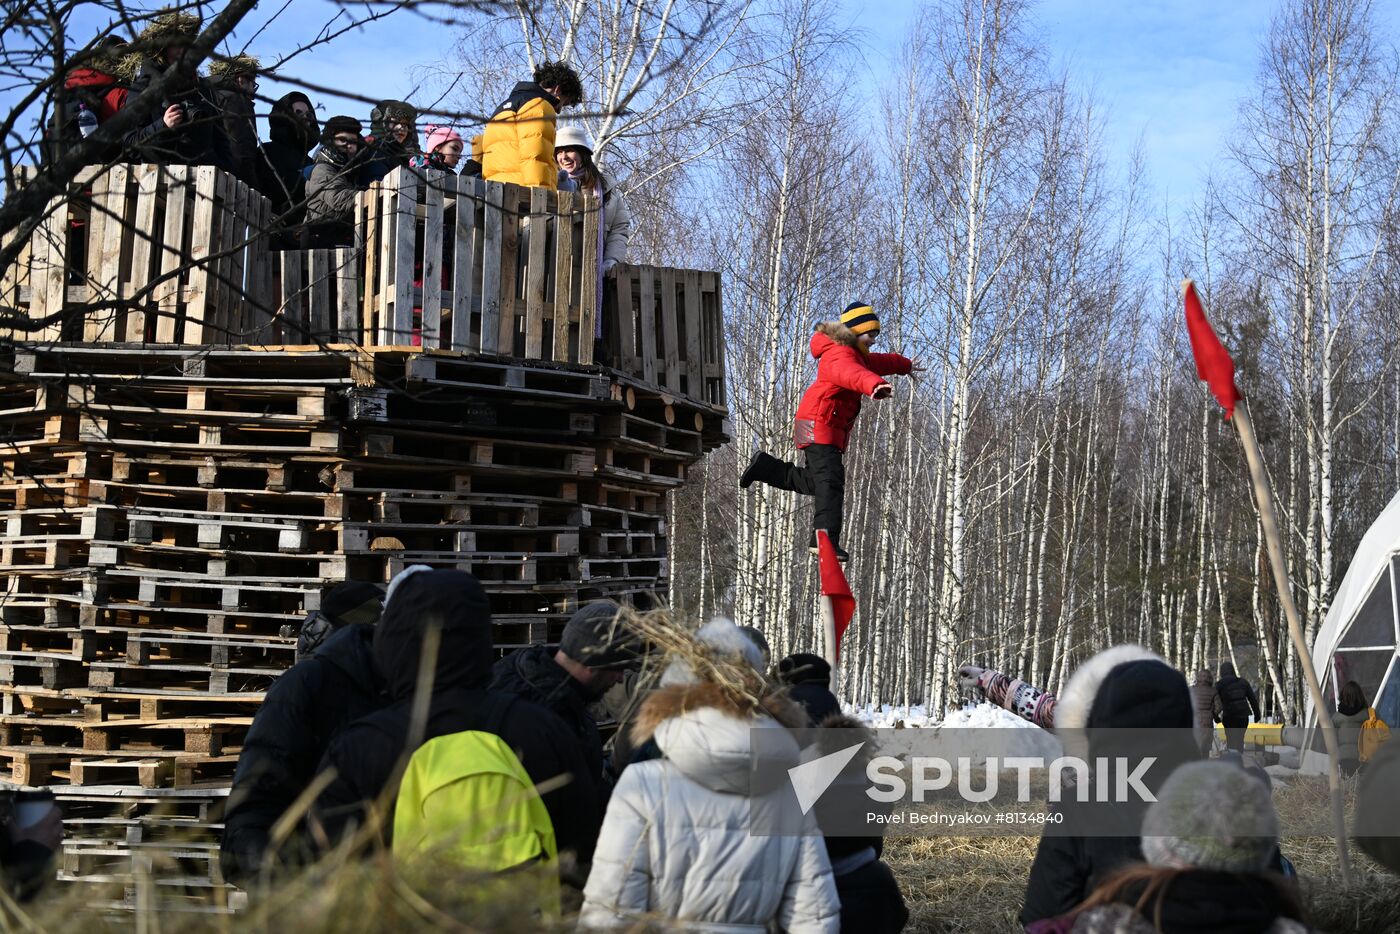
[941,703,1041,729]
[847,701,1061,762]
[848,702,1039,730]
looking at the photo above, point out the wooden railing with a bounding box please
[1,164,726,409]
[355,168,600,359]
[610,265,725,407]
[1,164,272,345]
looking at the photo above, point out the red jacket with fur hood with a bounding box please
[794,322,912,451]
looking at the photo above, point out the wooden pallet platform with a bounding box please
[0,335,726,905]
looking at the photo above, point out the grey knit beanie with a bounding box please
[1141,760,1279,872]
[558,601,640,669]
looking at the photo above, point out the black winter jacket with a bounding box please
[209,77,259,186]
[490,645,607,792]
[257,92,317,221]
[311,571,602,863]
[1216,662,1262,724]
[1064,869,1308,933]
[1019,659,1202,927]
[305,143,366,229]
[219,624,385,881]
[120,60,233,171]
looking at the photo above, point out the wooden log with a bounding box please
[154,165,189,344]
[450,175,481,351]
[525,186,549,359]
[552,189,575,362]
[480,180,505,353]
[421,171,445,349]
[578,191,599,364]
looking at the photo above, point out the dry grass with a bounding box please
[883,773,1400,933]
[5,612,1395,933]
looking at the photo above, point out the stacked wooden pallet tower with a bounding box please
[0,165,727,913]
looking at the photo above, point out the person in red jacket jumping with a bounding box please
[739,301,918,562]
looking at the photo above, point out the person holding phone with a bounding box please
[116,10,233,171]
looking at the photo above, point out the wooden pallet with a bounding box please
[0,338,729,907]
[0,686,264,720]
[0,714,249,756]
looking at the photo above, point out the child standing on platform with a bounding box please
[740,302,918,562]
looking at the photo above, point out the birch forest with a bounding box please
[454,0,1400,716]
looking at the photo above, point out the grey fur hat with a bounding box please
[1141,759,1280,873]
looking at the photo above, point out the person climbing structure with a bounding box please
[739,302,919,562]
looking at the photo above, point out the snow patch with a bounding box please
[847,701,1040,730]
[846,701,1062,762]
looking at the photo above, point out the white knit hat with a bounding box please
[554,125,593,153]
[1141,760,1280,872]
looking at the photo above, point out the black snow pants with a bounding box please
[764,443,846,547]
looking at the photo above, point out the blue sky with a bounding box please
[45,0,1400,218]
[852,0,1337,217]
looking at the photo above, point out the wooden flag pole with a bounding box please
[816,529,842,699]
[1232,401,1352,883]
[820,592,839,694]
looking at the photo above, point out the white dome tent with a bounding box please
[1308,490,1400,729]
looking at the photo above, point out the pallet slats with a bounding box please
[451,175,480,351]
[7,165,725,406]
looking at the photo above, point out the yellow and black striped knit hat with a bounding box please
[840,301,880,338]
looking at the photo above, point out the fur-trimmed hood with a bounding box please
[632,683,808,794]
[1056,644,1199,787]
[814,321,863,349]
[1056,644,1166,731]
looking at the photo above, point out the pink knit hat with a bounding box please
[424,124,463,154]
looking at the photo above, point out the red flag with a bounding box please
[1183,279,1242,419]
[816,530,855,658]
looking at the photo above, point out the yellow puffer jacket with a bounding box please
[481,81,559,189]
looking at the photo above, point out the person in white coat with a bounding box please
[580,619,840,933]
[554,125,631,275]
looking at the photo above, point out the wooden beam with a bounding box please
[480,181,505,354]
[421,171,445,349]
[552,189,574,362]
[525,186,549,359]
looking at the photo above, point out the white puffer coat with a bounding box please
[580,682,840,933]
